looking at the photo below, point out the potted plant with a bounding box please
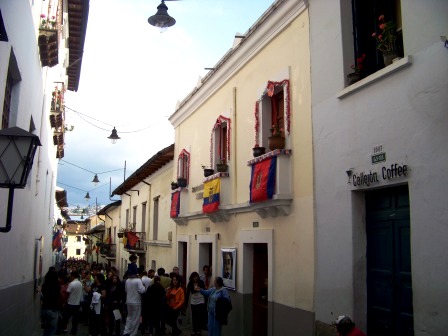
[201,164,215,177]
[216,158,228,173]
[372,15,399,66]
[253,144,266,157]
[118,227,126,238]
[347,54,366,85]
[96,241,103,247]
[268,124,285,150]
[177,176,188,188]
[171,181,179,190]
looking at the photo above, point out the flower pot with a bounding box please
[117,232,124,238]
[268,136,285,151]
[253,146,266,157]
[347,73,361,85]
[382,51,398,66]
[217,164,228,173]
[171,183,179,190]
[96,242,102,247]
[203,169,215,177]
[177,177,187,188]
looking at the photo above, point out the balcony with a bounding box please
[124,232,146,255]
[38,28,58,67]
[100,243,117,260]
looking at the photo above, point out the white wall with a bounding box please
[309,0,448,334]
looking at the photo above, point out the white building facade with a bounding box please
[0,0,89,334]
[309,0,448,335]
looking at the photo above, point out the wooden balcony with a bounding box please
[38,28,58,67]
[124,232,146,255]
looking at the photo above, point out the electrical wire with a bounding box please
[59,160,123,175]
[65,105,167,133]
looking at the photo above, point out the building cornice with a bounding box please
[169,0,307,128]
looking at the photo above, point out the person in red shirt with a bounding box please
[336,316,366,336]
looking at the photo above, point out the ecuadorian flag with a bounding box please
[250,157,277,202]
[170,191,180,218]
[203,178,220,213]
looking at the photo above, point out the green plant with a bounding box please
[201,164,210,170]
[40,14,57,29]
[270,124,284,137]
[372,15,397,53]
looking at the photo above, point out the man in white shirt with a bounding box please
[64,271,83,335]
[123,267,146,336]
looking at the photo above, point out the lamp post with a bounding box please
[0,127,41,233]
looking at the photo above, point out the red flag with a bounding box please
[170,191,180,218]
[250,157,277,202]
[126,231,140,248]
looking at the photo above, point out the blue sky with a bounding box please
[58,0,275,208]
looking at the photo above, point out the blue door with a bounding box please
[366,185,414,336]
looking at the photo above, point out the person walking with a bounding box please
[185,272,206,336]
[105,274,124,336]
[63,271,83,335]
[41,268,60,336]
[196,277,231,336]
[123,267,146,336]
[147,276,166,336]
[166,274,185,336]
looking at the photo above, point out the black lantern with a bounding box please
[107,127,120,144]
[0,127,41,232]
[148,0,176,33]
[92,174,100,185]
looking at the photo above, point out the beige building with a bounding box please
[168,0,314,334]
[111,144,177,276]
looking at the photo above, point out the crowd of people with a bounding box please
[40,257,231,336]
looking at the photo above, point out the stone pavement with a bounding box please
[32,314,201,336]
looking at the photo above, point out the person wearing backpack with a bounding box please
[196,276,231,336]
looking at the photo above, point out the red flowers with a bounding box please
[372,14,397,53]
[351,54,366,74]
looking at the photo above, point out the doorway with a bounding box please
[366,185,414,336]
[178,241,188,278]
[252,243,268,336]
[198,242,213,273]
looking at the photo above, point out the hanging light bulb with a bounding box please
[107,127,121,144]
[92,174,100,185]
[148,1,176,33]
[84,192,90,201]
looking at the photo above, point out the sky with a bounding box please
[58,0,275,209]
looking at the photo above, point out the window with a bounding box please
[2,49,21,129]
[2,70,13,129]
[76,249,81,255]
[211,116,231,169]
[132,206,137,227]
[351,0,403,77]
[76,236,81,242]
[152,196,160,240]
[142,202,147,232]
[125,209,130,228]
[177,149,190,183]
[255,80,291,149]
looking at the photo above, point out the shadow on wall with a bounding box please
[315,321,337,336]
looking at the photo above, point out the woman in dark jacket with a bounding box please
[185,272,206,336]
[105,274,124,336]
[41,268,60,336]
[147,276,169,336]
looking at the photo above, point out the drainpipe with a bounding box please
[232,87,238,203]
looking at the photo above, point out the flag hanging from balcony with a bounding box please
[250,156,277,202]
[52,230,62,252]
[126,231,140,249]
[203,178,220,213]
[170,191,180,218]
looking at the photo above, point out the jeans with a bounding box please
[63,304,80,335]
[42,309,59,336]
[191,304,206,332]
